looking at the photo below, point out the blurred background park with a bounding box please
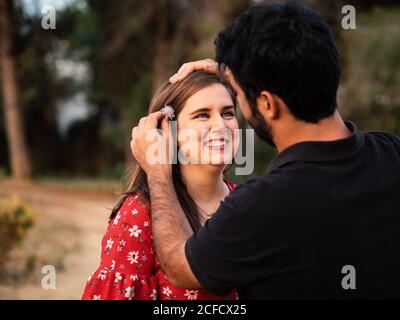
[0,0,399,299]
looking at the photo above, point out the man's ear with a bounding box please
[256,91,280,120]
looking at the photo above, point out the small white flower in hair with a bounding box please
[160,105,175,121]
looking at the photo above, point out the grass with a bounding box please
[36,176,122,193]
[0,167,7,181]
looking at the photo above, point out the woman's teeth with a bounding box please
[208,140,225,147]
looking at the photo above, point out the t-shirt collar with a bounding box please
[269,121,365,171]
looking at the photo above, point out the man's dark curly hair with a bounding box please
[215,0,341,124]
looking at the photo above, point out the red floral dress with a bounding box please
[82,182,237,300]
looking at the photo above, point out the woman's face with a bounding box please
[176,83,239,166]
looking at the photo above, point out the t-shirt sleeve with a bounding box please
[185,189,258,296]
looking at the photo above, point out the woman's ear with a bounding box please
[256,91,280,120]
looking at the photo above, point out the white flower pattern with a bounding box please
[125,286,134,300]
[184,289,199,300]
[150,289,157,300]
[98,269,107,280]
[114,272,122,283]
[127,251,139,264]
[106,238,114,249]
[128,225,142,238]
[130,274,138,281]
[113,211,121,225]
[163,286,172,297]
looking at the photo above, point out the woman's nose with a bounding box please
[209,115,227,131]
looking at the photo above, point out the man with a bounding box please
[131,1,400,299]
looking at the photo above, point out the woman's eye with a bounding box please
[222,111,235,118]
[194,113,209,119]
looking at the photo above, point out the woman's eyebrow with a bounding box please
[189,105,235,115]
[189,107,211,115]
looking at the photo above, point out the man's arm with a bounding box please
[147,170,201,288]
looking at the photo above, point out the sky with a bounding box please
[20,0,85,16]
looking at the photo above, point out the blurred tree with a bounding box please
[0,0,31,179]
[1,0,397,181]
[19,9,64,176]
[340,6,400,134]
[306,0,342,38]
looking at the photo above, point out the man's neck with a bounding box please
[275,111,352,153]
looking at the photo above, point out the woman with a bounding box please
[82,71,238,300]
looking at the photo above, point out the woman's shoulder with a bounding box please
[110,192,150,227]
[113,192,150,221]
[105,192,154,270]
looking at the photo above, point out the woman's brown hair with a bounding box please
[110,71,237,231]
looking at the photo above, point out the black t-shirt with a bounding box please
[185,121,400,299]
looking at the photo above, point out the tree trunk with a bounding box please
[151,0,205,94]
[152,0,169,93]
[0,0,32,179]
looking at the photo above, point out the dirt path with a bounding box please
[0,179,117,300]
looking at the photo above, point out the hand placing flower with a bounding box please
[130,111,174,177]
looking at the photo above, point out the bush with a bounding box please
[0,196,35,269]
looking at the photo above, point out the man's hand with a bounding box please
[169,59,218,84]
[130,111,172,177]
[131,112,201,289]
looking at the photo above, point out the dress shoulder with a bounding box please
[82,193,158,300]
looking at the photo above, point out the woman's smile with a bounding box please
[206,138,226,150]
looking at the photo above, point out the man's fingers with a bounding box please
[129,112,173,175]
[144,111,164,129]
[160,117,170,137]
[130,139,135,153]
[169,59,218,84]
[170,63,193,83]
[131,126,138,139]
[177,62,189,74]
[205,58,218,70]
[136,111,164,131]
[138,117,146,128]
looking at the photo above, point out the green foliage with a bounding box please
[341,7,400,134]
[359,8,400,89]
[0,196,35,269]
[101,161,125,180]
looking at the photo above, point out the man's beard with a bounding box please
[246,109,276,148]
